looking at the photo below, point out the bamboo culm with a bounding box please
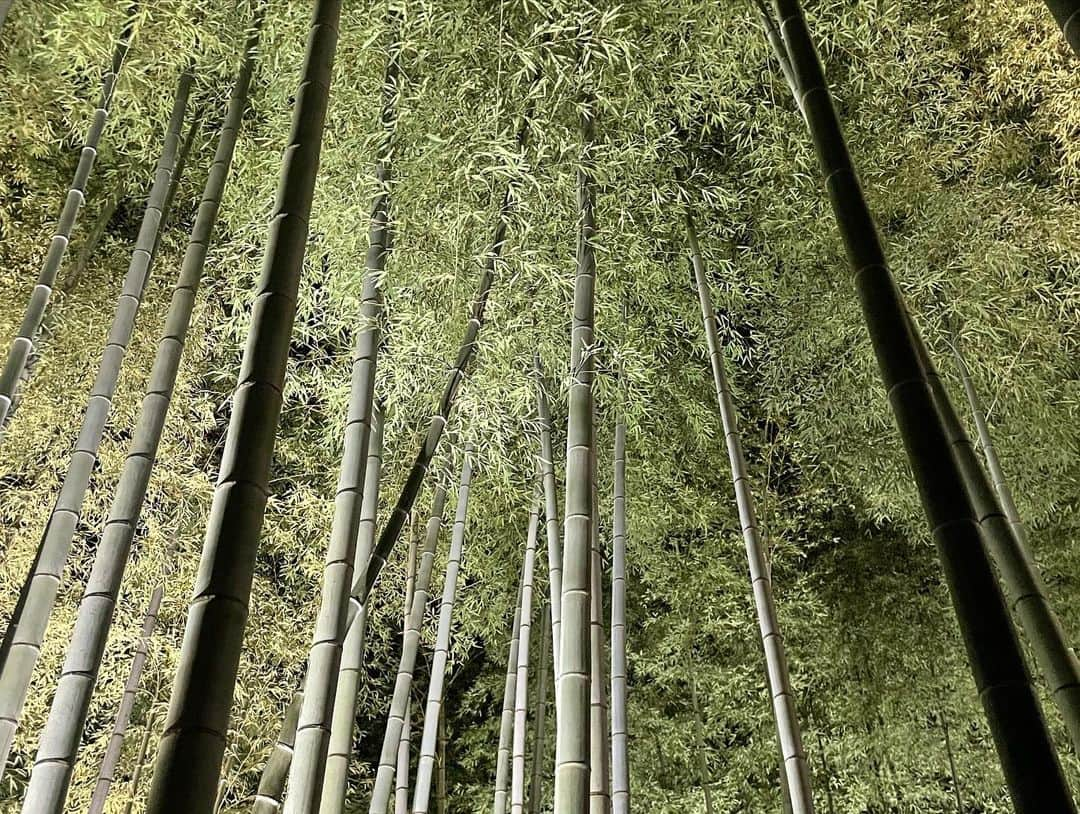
[122,709,157,814]
[554,105,597,814]
[366,485,448,814]
[589,482,610,814]
[320,404,385,813]
[690,677,714,814]
[23,19,264,807]
[511,496,542,814]
[769,1,1073,809]
[0,5,137,431]
[909,325,1080,753]
[86,587,162,814]
[286,8,399,805]
[529,606,552,814]
[687,210,814,813]
[413,451,474,814]
[0,68,191,785]
[395,700,412,814]
[146,2,343,809]
[535,356,564,704]
[494,579,525,814]
[437,710,448,814]
[610,421,629,814]
[252,693,304,814]
[1043,0,1080,56]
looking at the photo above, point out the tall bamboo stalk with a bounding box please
[535,356,563,696]
[0,4,137,431]
[529,606,551,814]
[610,421,629,814]
[690,677,714,814]
[396,700,412,814]
[367,485,447,814]
[413,450,473,814]
[252,693,304,814]
[86,587,162,814]
[767,1,1073,808]
[945,334,1080,752]
[146,2,343,809]
[122,708,157,814]
[0,68,191,784]
[686,211,813,813]
[589,468,610,814]
[24,19,263,807]
[494,578,525,814]
[320,404,385,814]
[511,495,542,814]
[554,102,597,814]
[1043,0,1080,55]
[436,710,448,814]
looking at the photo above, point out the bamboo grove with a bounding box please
[0,1,1078,813]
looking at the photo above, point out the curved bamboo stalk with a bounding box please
[286,7,399,805]
[413,450,473,814]
[554,104,597,814]
[528,606,551,814]
[534,356,563,701]
[23,17,263,806]
[768,1,1073,808]
[0,68,192,785]
[87,587,162,814]
[320,404,385,814]
[1043,0,1080,56]
[0,4,137,431]
[146,2,343,809]
[493,579,525,814]
[252,693,304,814]
[686,211,813,814]
[511,495,542,814]
[610,421,629,814]
[366,484,447,814]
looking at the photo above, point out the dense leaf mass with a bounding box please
[0,1,1078,811]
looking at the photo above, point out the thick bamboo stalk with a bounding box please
[511,496,542,814]
[146,2,343,809]
[0,68,192,785]
[366,485,447,814]
[686,212,814,813]
[690,677,714,814]
[395,700,411,814]
[769,1,1073,808]
[609,422,629,814]
[535,356,563,696]
[87,587,162,814]
[1043,0,1080,56]
[529,607,551,814]
[946,336,1080,751]
[494,580,525,814]
[287,8,398,806]
[252,693,304,814]
[23,20,263,806]
[320,405,385,814]
[554,105,597,814]
[0,5,137,430]
[413,451,473,814]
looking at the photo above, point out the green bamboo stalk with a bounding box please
[610,421,629,814]
[1042,0,1080,56]
[22,18,263,806]
[436,710,448,814]
[686,210,814,813]
[750,0,802,116]
[0,4,138,431]
[690,677,714,814]
[320,404,385,814]
[121,707,157,814]
[0,67,191,785]
[511,495,542,814]
[769,1,1073,808]
[367,485,447,814]
[529,606,551,814]
[554,104,597,814]
[413,450,473,814]
[494,579,525,814]
[287,7,399,804]
[396,700,411,814]
[589,482,610,814]
[146,1,343,809]
[252,693,304,814]
[87,587,162,814]
[535,355,563,702]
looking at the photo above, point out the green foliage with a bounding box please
[0,0,1078,811]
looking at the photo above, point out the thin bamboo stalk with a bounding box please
[0,67,192,787]
[436,710,447,814]
[252,693,304,814]
[529,606,551,814]
[588,485,610,814]
[535,356,563,698]
[395,700,411,814]
[609,421,629,814]
[494,580,525,814]
[121,707,157,814]
[690,677,714,814]
[511,495,542,814]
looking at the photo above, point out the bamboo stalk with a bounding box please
[610,421,629,814]
[535,356,563,700]
[511,495,542,814]
[252,693,304,814]
[494,579,525,814]
[529,606,551,814]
